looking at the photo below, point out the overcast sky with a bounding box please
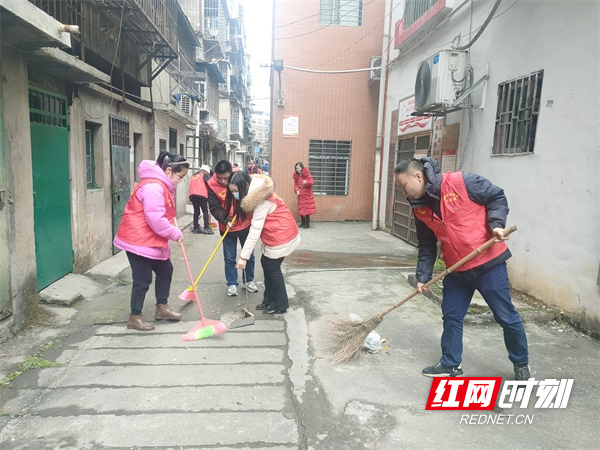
[242,0,273,113]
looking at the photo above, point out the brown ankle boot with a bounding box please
[155,303,182,321]
[127,314,155,331]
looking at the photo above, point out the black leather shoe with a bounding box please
[255,303,269,310]
[263,308,286,314]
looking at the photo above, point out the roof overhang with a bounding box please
[29,48,111,84]
[196,61,226,84]
[154,103,196,126]
[0,0,71,50]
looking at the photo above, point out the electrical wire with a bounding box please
[317,0,405,68]
[275,0,377,41]
[282,64,378,74]
[455,0,503,51]
[274,0,359,29]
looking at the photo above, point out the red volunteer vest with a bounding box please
[116,178,176,249]
[189,173,208,198]
[261,193,299,247]
[413,171,507,271]
[206,175,252,232]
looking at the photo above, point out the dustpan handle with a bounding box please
[381,225,518,318]
[189,215,237,289]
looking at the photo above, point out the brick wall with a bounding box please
[271,0,385,221]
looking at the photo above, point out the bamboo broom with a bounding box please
[328,225,518,364]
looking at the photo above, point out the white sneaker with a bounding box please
[227,285,238,296]
[242,281,259,293]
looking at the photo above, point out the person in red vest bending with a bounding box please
[229,172,301,314]
[188,164,214,235]
[114,151,188,331]
[293,162,316,228]
[207,160,258,297]
[394,157,530,380]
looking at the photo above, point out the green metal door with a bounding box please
[110,116,130,254]
[29,87,73,290]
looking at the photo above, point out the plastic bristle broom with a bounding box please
[176,220,227,341]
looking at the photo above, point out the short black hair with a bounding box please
[394,158,423,175]
[214,160,232,175]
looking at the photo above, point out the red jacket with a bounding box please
[261,193,299,247]
[414,171,507,271]
[206,174,252,233]
[116,178,176,249]
[189,171,208,198]
[293,167,316,215]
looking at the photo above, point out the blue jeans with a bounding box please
[440,262,529,367]
[222,228,255,286]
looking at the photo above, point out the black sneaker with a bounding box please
[514,363,531,381]
[422,362,464,377]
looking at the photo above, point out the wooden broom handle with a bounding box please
[380,225,518,318]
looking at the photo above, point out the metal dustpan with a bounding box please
[220,270,255,329]
[220,304,255,329]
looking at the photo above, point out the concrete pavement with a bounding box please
[1,218,599,449]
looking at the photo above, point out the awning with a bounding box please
[196,62,226,84]
[30,48,110,84]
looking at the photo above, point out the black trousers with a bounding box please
[261,254,288,311]
[126,252,173,315]
[190,195,209,229]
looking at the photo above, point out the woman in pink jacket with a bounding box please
[293,162,316,228]
[114,151,189,331]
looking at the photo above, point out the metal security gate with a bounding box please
[391,133,431,246]
[110,117,130,254]
[29,87,73,290]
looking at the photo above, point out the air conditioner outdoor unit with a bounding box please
[414,50,467,111]
[180,96,191,115]
[369,56,382,81]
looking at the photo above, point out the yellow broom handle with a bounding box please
[381,225,518,317]
[189,215,237,289]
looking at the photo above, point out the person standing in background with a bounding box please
[114,151,187,331]
[293,162,316,228]
[188,164,214,235]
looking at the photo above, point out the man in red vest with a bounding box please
[207,160,258,297]
[394,157,530,381]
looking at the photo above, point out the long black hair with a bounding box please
[295,161,304,173]
[156,151,189,173]
[224,171,251,222]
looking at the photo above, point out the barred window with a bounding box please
[404,0,441,29]
[319,0,363,27]
[85,123,96,189]
[308,140,351,196]
[493,71,543,155]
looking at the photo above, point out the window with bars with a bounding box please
[308,140,351,196]
[319,0,363,27]
[403,0,441,29]
[85,123,96,189]
[493,71,543,155]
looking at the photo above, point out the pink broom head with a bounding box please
[182,321,228,341]
[178,286,196,301]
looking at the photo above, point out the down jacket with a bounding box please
[239,175,300,261]
[292,167,316,216]
[113,160,182,260]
